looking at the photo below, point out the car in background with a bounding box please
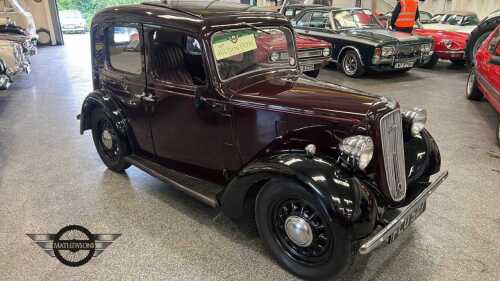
[465,10,500,65]
[59,10,87,34]
[413,22,469,68]
[293,7,433,77]
[295,34,332,77]
[466,25,500,146]
[423,11,479,34]
[281,4,324,19]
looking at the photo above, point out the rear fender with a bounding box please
[221,152,378,240]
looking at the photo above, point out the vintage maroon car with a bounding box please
[466,25,500,146]
[78,2,447,279]
[414,24,469,68]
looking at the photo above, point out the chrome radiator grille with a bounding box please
[380,110,407,201]
[298,49,323,59]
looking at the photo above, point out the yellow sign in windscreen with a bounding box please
[213,32,257,61]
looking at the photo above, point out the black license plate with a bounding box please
[387,200,427,244]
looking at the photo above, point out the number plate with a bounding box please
[386,200,427,244]
[300,64,315,72]
[394,61,415,69]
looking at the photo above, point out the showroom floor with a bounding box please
[0,34,499,281]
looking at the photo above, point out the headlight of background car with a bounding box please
[420,43,432,53]
[441,39,457,50]
[339,136,374,170]
[322,48,331,57]
[381,46,395,57]
[403,108,427,137]
[270,51,289,62]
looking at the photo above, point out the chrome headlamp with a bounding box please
[381,46,395,57]
[322,48,331,57]
[339,136,374,170]
[440,39,457,50]
[403,108,427,137]
[421,43,433,52]
[270,51,289,62]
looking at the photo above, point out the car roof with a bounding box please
[93,1,289,34]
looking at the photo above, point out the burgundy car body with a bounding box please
[78,2,447,279]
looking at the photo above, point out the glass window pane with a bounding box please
[109,26,142,74]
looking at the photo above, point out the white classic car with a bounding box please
[422,12,480,34]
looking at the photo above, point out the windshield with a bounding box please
[445,15,479,26]
[333,9,382,29]
[211,27,296,81]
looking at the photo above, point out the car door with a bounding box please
[144,25,234,182]
[484,28,500,107]
[101,24,155,155]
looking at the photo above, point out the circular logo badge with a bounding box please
[52,225,96,267]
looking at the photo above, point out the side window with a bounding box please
[146,27,206,86]
[310,12,331,29]
[108,26,142,75]
[285,9,294,17]
[296,12,313,27]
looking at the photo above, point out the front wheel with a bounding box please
[465,69,483,101]
[0,75,11,90]
[91,109,131,172]
[340,50,365,78]
[420,54,439,69]
[450,59,466,66]
[255,178,352,280]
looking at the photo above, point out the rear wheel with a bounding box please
[340,50,365,78]
[450,59,466,66]
[91,109,131,172]
[255,178,352,280]
[465,69,483,101]
[0,75,11,90]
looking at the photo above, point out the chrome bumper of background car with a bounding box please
[299,57,331,66]
[372,52,433,65]
[358,170,449,255]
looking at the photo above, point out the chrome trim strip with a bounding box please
[359,171,449,255]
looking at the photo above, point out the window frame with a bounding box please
[105,23,144,76]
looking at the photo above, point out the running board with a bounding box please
[125,155,222,208]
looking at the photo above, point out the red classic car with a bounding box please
[466,25,500,146]
[414,24,469,68]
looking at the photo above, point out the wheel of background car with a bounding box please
[450,59,466,66]
[465,69,483,101]
[341,50,365,78]
[36,28,51,46]
[91,109,131,172]
[466,18,500,65]
[420,53,439,69]
[254,178,352,280]
[0,75,11,90]
[304,69,320,78]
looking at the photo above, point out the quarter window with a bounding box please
[310,12,331,29]
[296,12,312,27]
[108,26,142,75]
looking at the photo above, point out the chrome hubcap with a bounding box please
[101,130,113,150]
[343,54,357,75]
[284,216,314,247]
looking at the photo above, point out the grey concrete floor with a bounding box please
[0,33,499,281]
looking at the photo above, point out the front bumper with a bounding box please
[299,57,331,69]
[371,52,433,71]
[358,170,448,255]
[435,50,465,60]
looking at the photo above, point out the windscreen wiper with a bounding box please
[242,22,271,34]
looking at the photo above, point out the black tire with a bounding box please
[36,28,51,46]
[91,109,131,172]
[465,69,483,101]
[465,18,500,66]
[497,118,500,147]
[304,69,320,78]
[420,54,439,69]
[340,50,365,78]
[450,59,466,66]
[0,74,11,90]
[255,178,352,280]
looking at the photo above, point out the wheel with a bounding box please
[420,54,439,69]
[255,178,352,280]
[465,18,500,65]
[340,50,365,78]
[497,119,500,147]
[304,69,320,78]
[0,75,11,90]
[91,109,131,172]
[465,69,483,101]
[36,28,51,45]
[450,59,466,66]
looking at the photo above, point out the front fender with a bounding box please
[221,152,378,240]
[78,90,128,137]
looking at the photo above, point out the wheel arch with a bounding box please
[336,45,365,66]
[221,153,378,240]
